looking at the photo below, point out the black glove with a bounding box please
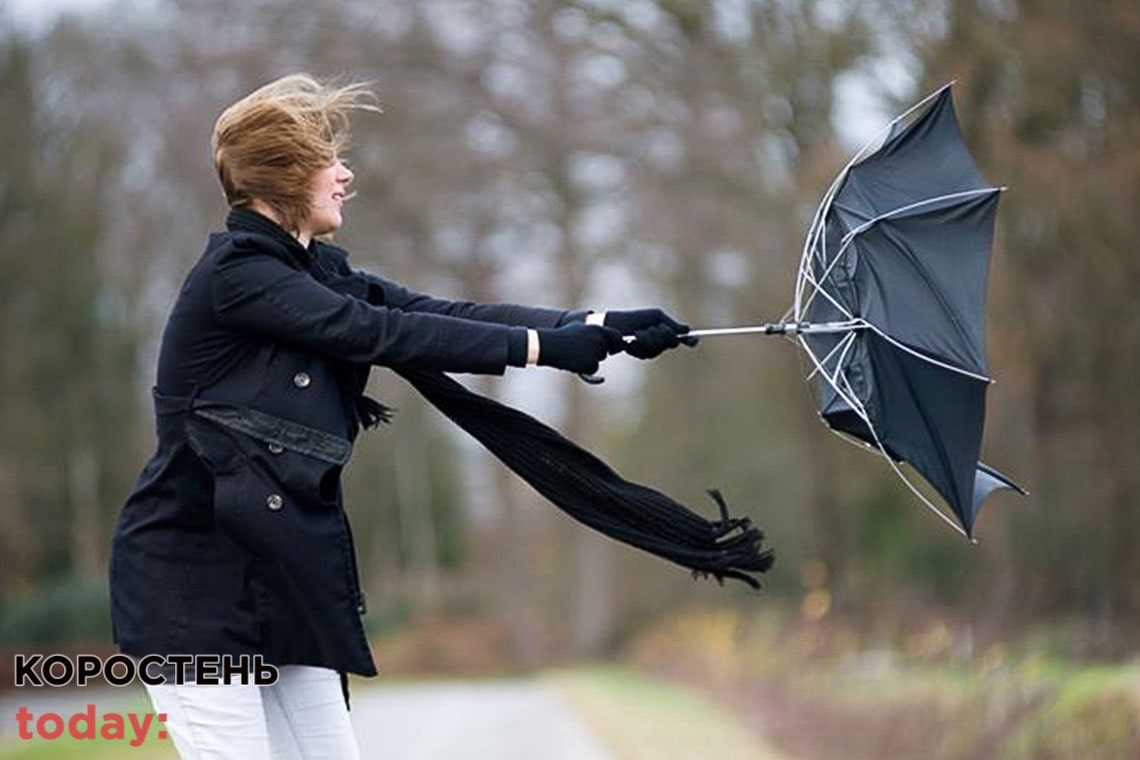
[537,323,625,375]
[622,323,678,359]
[604,308,699,359]
[604,308,687,334]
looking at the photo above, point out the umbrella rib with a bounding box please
[798,225,847,319]
[863,323,992,384]
[797,248,857,321]
[832,362,970,538]
[796,333,970,538]
[804,328,859,383]
[796,335,871,432]
[865,438,971,538]
[804,189,1001,380]
[890,351,975,517]
[839,188,1003,247]
[830,331,860,386]
[872,224,985,370]
[797,182,848,318]
[801,277,856,322]
[799,234,861,320]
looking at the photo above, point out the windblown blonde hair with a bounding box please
[211,74,379,234]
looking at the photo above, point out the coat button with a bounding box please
[268,442,285,455]
[266,493,284,511]
[293,372,311,388]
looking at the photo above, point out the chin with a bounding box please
[313,214,343,237]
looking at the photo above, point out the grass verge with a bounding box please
[547,665,790,760]
[624,605,1140,760]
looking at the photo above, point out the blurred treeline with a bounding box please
[0,0,1136,659]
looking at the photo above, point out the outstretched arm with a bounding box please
[357,270,587,329]
[349,272,696,360]
[213,240,623,376]
[213,241,526,374]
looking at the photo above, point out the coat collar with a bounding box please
[226,206,309,256]
[225,206,338,282]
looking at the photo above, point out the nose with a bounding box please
[338,160,354,185]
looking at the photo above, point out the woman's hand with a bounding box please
[536,323,625,374]
[600,308,699,360]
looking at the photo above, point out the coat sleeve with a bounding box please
[212,242,524,374]
[357,270,587,329]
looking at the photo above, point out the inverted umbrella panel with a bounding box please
[683,82,1025,537]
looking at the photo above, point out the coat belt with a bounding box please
[153,388,353,466]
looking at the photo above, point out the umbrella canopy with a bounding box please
[793,84,1025,537]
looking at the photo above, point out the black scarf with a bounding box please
[396,368,774,588]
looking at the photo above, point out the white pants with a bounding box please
[144,665,361,760]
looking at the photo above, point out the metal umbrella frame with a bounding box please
[686,82,1024,538]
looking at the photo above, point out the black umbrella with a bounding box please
[390,85,1011,590]
[689,84,1025,538]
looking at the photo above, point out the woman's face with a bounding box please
[304,158,354,239]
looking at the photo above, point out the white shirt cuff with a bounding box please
[584,311,607,326]
[526,329,540,366]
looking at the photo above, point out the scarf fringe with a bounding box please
[356,394,396,429]
[396,368,775,589]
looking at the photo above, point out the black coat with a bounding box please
[110,208,578,677]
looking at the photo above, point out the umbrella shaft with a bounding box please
[688,321,862,338]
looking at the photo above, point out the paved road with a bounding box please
[350,680,616,759]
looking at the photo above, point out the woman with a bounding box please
[109,74,693,759]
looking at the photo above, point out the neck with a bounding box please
[247,200,312,247]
